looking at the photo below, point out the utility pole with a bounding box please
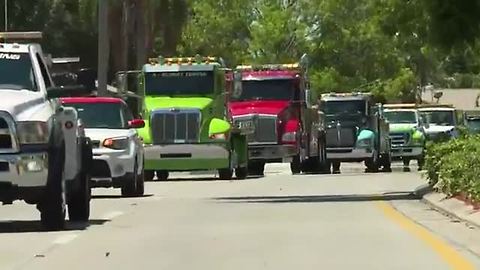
[97,0,109,96]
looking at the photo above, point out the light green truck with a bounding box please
[135,56,249,181]
[383,104,427,171]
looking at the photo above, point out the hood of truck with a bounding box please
[145,96,213,111]
[229,100,290,116]
[0,89,53,121]
[388,123,416,133]
[424,125,454,134]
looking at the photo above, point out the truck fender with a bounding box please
[55,106,81,182]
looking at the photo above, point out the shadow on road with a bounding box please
[92,194,154,200]
[0,219,109,233]
[214,191,420,204]
[154,175,264,182]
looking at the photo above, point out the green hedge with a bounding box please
[425,135,480,201]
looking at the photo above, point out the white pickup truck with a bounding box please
[0,32,92,230]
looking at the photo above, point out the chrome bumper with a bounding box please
[0,152,49,187]
[391,146,423,158]
[326,147,373,161]
[248,144,298,162]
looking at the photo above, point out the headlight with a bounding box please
[356,138,371,147]
[17,121,49,144]
[103,137,129,150]
[281,131,297,143]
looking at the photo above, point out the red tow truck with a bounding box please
[228,60,328,175]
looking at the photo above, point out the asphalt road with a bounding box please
[0,163,479,270]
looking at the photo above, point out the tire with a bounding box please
[68,138,92,222]
[290,155,301,175]
[40,142,66,231]
[302,157,321,174]
[156,170,169,181]
[365,151,380,173]
[218,168,233,180]
[248,161,265,176]
[135,169,145,196]
[417,155,425,171]
[121,161,138,197]
[332,161,341,174]
[321,161,332,174]
[381,153,392,173]
[235,166,248,180]
[144,170,155,182]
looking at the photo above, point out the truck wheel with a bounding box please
[402,158,411,172]
[248,161,265,176]
[40,143,66,231]
[332,161,341,174]
[235,167,248,180]
[218,168,233,180]
[365,153,380,172]
[156,170,169,181]
[68,138,92,222]
[321,161,332,174]
[380,153,392,173]
[145,170,155,182]
[290,155,301,175]
[302,157,321,174]
[417,155,425,171]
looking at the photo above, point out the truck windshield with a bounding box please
[0,53,37,91]
[321,100,366,116]
[422,110,455,126]
[466,119,480,133]
[232,79,295,101]
[384,111,417,124]
[67,103,127,129]
[144,71,214,96]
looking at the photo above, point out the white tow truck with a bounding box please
[0,32,93,230]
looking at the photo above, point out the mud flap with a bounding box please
[230,132,248,168]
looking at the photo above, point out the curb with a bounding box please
[420,189,480,229]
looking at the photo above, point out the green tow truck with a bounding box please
[383,104,427,171]
[135,56,249,181]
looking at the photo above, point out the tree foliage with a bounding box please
[1,0,480,96]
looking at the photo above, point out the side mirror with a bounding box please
[209,118,230,137]
[232,71,243,99]
[128,119,145,129]
[116,72,127,93]
[77,68,96,91]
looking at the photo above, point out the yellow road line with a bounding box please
[376,201,475,270]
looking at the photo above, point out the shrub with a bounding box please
[424,135,480,201]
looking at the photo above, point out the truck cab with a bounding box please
[418,104,462,142]
[229,62,327,175]
[137,55,248,180]
[383,104,427,171]
[0,32,93,230]
[464,110,480,134]
[320,92,391,173]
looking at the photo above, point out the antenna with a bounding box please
[4,0,7,32]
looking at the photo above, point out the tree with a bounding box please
[178,0,254,66]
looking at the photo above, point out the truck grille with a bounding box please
[0,112,18,153]
[390,132,410,147]
[326,127,356,147]
[233,115,277,144]
[150,109,201,144]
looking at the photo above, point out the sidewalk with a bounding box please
[421,189,480,228]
